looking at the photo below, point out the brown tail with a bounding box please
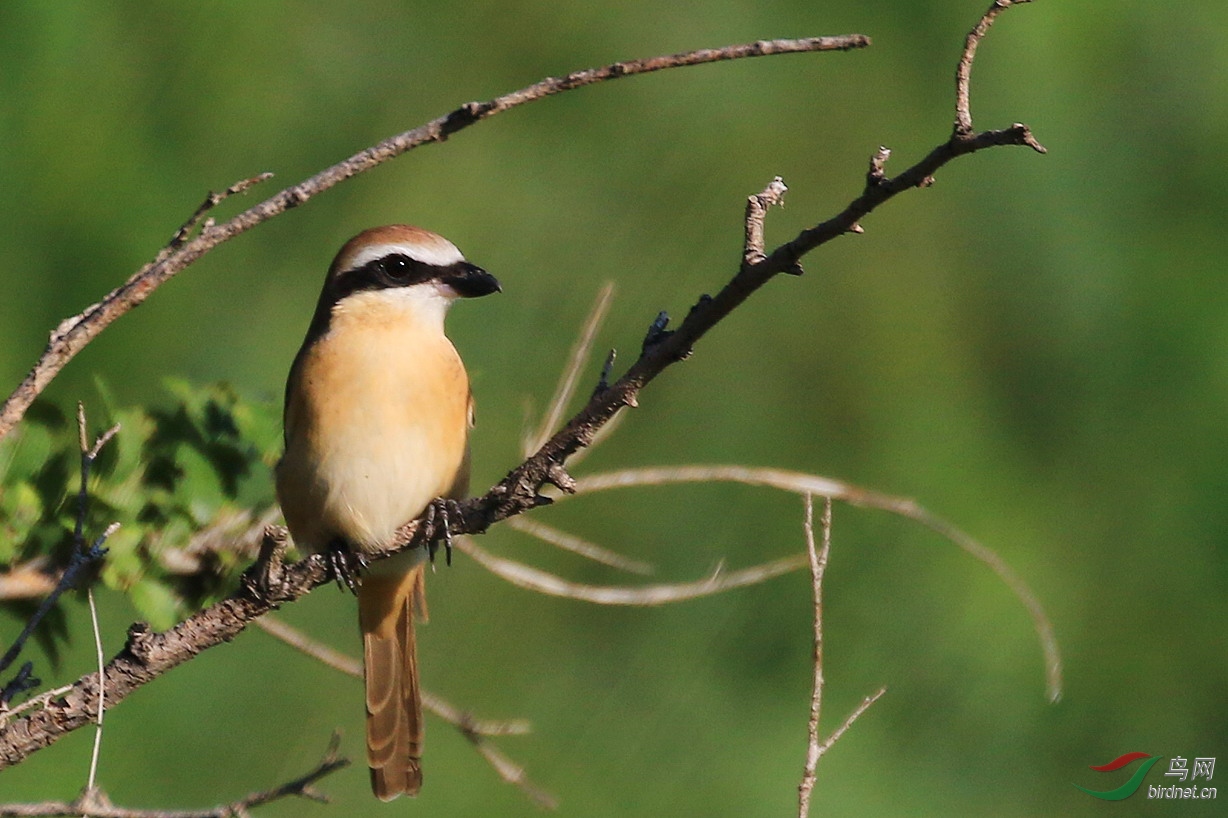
[358,564,428,800]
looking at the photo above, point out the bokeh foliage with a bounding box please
[0,382,279,634]
[0,1,1225,816]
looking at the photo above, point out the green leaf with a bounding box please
[99,526,144,590]
[0,423,55,486]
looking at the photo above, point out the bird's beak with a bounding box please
[444,262,501,298]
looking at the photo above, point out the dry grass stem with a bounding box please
[459,535,806,605]
[523,283,616,458]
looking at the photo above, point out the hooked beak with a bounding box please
[444,262,501,298]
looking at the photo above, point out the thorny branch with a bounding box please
[0,0,1049,782]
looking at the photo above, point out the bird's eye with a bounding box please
[381,255,413,280]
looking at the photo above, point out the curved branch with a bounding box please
[459,537,807,605]
[565,465,1062,702]
[0,35,868,444]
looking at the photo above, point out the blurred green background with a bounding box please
[1,1,1225,815]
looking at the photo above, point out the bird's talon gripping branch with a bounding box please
[424,497,462,567]
[326,540,365,595]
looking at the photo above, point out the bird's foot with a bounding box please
[423,498,462,567]
[326,540,367,594]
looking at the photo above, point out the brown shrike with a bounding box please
[275,225,500,800]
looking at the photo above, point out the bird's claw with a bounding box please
[326,540,366,594]
[423,498,461,567]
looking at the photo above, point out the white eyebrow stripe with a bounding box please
[343,240,464,272]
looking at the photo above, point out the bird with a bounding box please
[275,224,500,799]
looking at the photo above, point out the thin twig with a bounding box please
[955,1,1032,136]
[0,685,73,727]
[161,173,275,257]
[797,496,830,818]
[472,743,559,811]
[250,615,361,677]
[0,36,869,444]
[0,561,58,602]
[459,536,805,605]
[74,405,116,804]
[83,588,104,803]
[0,735,348,818]
[816,687,887,757]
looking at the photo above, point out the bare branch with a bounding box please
[400,5,1041,559]
[0,685,72,728]
[956,0,1034,136]
[459,536,806,605]
[251,615,361,677]
[0,735,347,818]
[161,173,275,257]
[817,687,887,757]
[798,496,831,818]
[0,36,869,444]
[0,562,57,602]
[471,742,559,811]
